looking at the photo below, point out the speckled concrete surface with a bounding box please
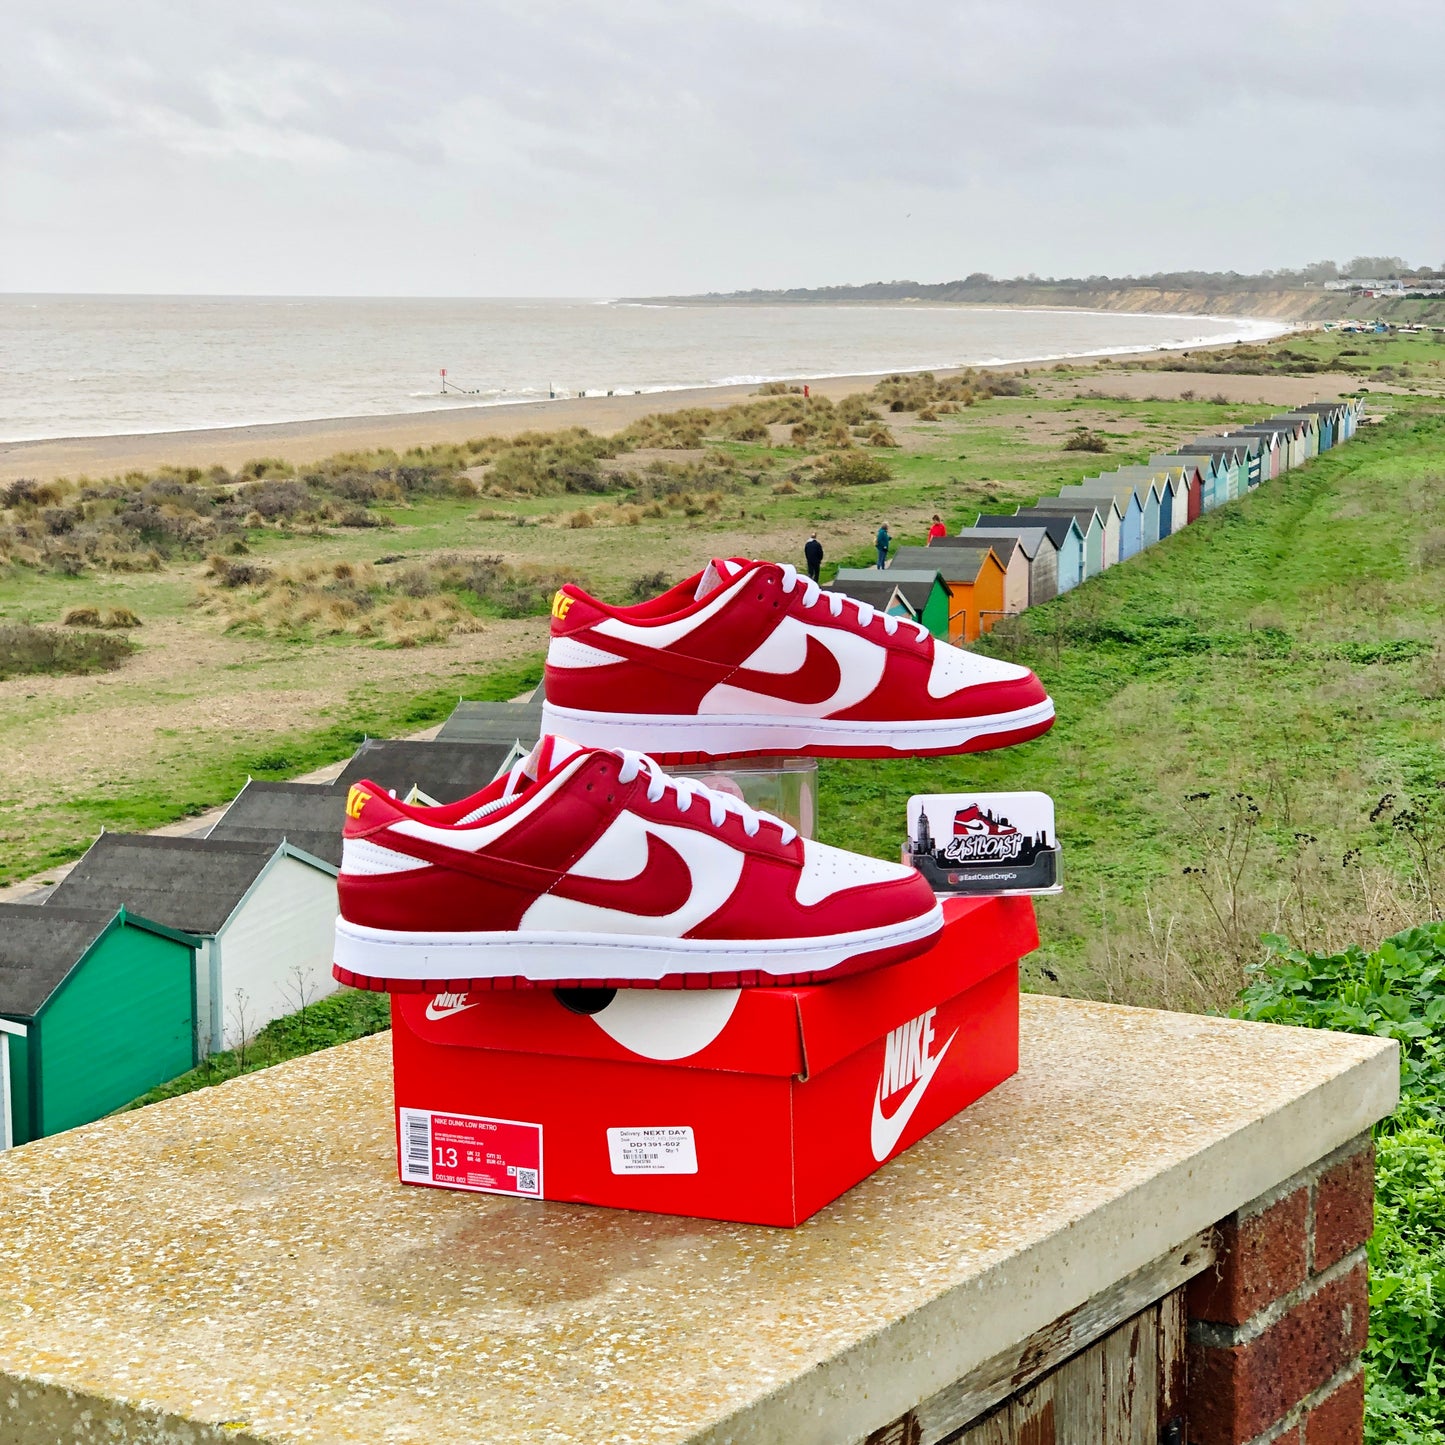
[0,997,1397,1445]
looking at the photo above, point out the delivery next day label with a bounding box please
[398,1108,543,1197]
[607,1126,698,1175]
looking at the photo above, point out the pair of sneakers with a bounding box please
[334,558,1053,992]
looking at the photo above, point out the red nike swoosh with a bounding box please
[728,634,842,706]
[550,831,694,917]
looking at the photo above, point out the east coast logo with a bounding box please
[425,991,479,1022]
[869,1007,957,1162]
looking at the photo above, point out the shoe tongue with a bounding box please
[521,733,588,783]
[694,557,755,601]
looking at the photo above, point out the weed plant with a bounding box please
[122,987,393,1110]
[1238,930,1445,1443]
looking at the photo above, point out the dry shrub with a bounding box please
[866,426,898,448]
[567,509,596,529]
[104,607,141,628]
[0,622,134,679]
[772,480,799,496]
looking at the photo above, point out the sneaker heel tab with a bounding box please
[549,585,603,634]
[342,780,406,834]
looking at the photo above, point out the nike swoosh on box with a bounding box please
[551,830,694,918]
[869,1029,958,1162]
[425,1001,481,1021]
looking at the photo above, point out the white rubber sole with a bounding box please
[333,904,944,984]
[539,698,1055,758]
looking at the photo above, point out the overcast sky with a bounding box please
[2,0,1441,297]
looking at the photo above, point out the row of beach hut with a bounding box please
[0,735,529,1148]
[830,398,1361,643]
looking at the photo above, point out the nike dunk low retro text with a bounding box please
[333,736,944,991]
[540,558,1053,760]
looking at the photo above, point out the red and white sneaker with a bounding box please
[333,735,943,991]
[540,558,1053,760]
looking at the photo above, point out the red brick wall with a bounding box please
[1185,1134,1375,1445]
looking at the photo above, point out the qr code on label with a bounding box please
[514,1168,540,1194]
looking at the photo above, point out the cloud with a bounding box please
[1,0,1441,293]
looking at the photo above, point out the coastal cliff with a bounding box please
[632,282,1445,326]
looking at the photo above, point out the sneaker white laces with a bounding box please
[617,750,798,845]
[776,563,929,642]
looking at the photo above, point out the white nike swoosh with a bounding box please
[425,1000,480,1021]
[869,1029,958,1163]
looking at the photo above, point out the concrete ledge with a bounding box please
[0,995,1397,1445]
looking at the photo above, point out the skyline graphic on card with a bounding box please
[906,791,1062,896]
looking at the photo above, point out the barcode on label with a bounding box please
[401,1109,432,1179]
[514,1168,539,1195]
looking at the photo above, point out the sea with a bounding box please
[0,296,1288,443]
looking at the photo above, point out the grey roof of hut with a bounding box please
[832,567,945,617]
[207,781,346,870]
[45,836,280,938]
[1193,434,1261,455]
[1020,498,1111,526]
[331,739,517,804]
[892,542,997,581]
[944,531,1024,563]
[991,512,1083,551]
[956,525,1051,559]
[823,575,912,615]
[435,689,546,747]
[0,905,132,1019]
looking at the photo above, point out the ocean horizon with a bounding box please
[0,295,1288,444]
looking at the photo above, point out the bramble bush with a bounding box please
[1236,927,1445,1443]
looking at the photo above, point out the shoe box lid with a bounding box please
[392,895,1036,1080]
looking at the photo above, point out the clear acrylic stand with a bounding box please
[664,755,818,839]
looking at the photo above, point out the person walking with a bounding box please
[927,514,947,542]
[875,523,891,570]
[803,532,824,582]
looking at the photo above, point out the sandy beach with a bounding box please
[1,338,1362,486]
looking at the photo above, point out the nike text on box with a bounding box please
[389,894,1033,1226]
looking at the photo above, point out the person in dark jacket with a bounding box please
[803,532,824,581]
[875,523,891,569]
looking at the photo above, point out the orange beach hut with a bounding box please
[892,544,1006,643]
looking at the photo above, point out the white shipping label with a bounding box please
[606,1126,698,1175]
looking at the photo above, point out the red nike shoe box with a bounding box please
[388,895,1034,1227]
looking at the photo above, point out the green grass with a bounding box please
[817,401,1445,1004]
[1237,928,1445,1443]
[1125,328,1445,384]
[0,652,542,883]
[122,987,393,1110]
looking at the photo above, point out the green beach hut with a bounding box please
[831,567,952,638]
[0,904,199,1147]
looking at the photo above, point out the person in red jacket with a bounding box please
[927,515,947,542]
